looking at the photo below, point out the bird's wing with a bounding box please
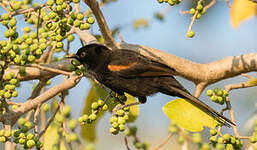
[107,49,176,78]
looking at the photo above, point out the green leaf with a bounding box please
[43,123,66,150]
[125,93,139,123]
[163,98,217,132]
[50,97,59,113]
[80,83,106,142]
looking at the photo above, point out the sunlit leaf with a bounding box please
[230,0,257,28]
[50,97,59,113]
[125,93,139,123]
[248,78,257,85]
[163,98,217,132]
[43,123,66,150]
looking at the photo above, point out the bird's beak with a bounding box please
[66,55,79,60]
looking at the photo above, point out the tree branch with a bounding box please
[224,76,257,138]
[0,75,82,125]
[3,59,72,81]
[151,133,173,150]
[83,0,117,48]
[72,27,98,44]
[118,43,257,86]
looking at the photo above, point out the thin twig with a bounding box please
[112,102,141,115]
[204,0,216,10]
[223,75,257,138]
[186,11,198,36]
[0,3,46,22]
[25,80,46,121]
[46,42,57,64]
[83,0,117,48]
[7,101,22,106]
[118,32,124,42]
[124,136,131,150]
[60,92,69,135]
[80,39,84,46]
[180,10,190,14]
[0,3,10,14]
[40,108,46,142]
[28,80,47,100]
[151,133,173,150]
[66,41,71,55]
[39,100,62,138]
[40,86,47,143]
[26,64,71,76]
[33,105,41,136]
[25,110,33,121]
[36,8,41,42]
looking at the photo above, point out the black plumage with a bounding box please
[72,43,234,126]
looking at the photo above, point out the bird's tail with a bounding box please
[169,86,235,127]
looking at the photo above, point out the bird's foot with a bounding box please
[112,101,141,115]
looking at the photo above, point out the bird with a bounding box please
[69,43,235,126]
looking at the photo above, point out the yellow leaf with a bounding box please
[50,97,58,113]
[125,93,139,123]
[230,0,257,28]
[43,123,66,150]
[163,98,217,132]
[248,78,257,85]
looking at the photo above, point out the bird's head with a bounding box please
[68,43,111,68]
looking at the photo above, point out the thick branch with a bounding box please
[3,59,71,81]
[118,43,257,85]
[72,27,98,44]
[0,75,81,124]
[83,0,117,48]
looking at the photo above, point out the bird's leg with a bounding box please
[115,92,126,104]
[112,97,146,115]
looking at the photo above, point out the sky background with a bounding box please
[0,0,257,149]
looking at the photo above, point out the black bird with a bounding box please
[71,43,234,126]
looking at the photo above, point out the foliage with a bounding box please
[163,98,217,132]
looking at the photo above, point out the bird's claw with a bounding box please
[112,102,142,115]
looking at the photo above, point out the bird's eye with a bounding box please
[80,52,86,57]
